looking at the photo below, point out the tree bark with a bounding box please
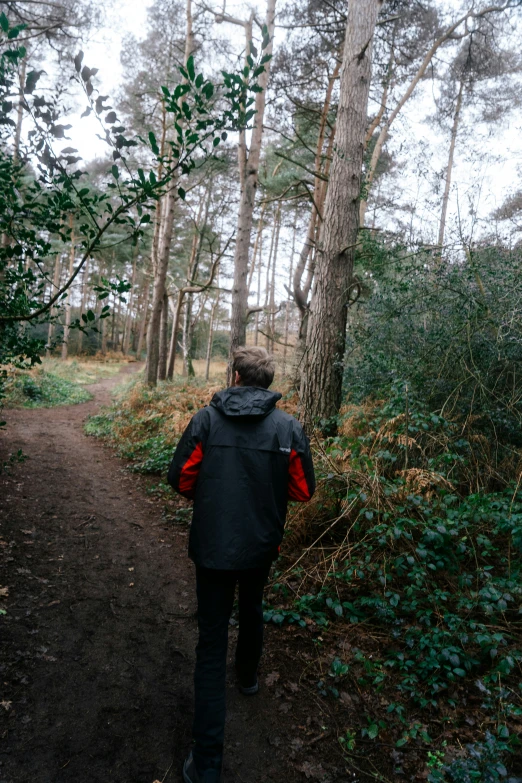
[268,204,280,352]
[46,252,62,358]
[145,0,194,385]
[123,246,138,355]
[158,290,170,380]
[300,0,384,431]
[283,207,297,376]
[167,289,183,380]
[205,287,220,381]
[145,182,176,384]
[77,255,90,354]
[13,56,27,164]
[437,78,465,251]
[61,222,75,361]
[228,0,277,373]
[136,280,151,359]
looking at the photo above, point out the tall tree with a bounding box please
[300,0,384,430]
[223,0,277,372]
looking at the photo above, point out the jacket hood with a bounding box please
[210,386,282,418]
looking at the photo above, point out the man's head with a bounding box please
[231,346,275,389]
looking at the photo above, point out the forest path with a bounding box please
[0,365,304,783]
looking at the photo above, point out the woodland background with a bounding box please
[2,0,522,780]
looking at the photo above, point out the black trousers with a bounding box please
[192,564,271,775]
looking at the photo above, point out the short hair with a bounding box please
[232,346,275,388]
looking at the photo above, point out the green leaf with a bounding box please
[74,50,84,73]
[111,165,119,180]
[187,55,195,81]
[0,12,9,33]
[86,309,95,322]
[148,131,159,155]
[177,187,186,200]
[367,724,379,740]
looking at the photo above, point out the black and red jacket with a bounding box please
[167,385,315,570]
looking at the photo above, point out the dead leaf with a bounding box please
[0,586,9,598]
[1,700,12,711]
[287,681,299,693]
[298,761,325,779]
[265,671,280,687]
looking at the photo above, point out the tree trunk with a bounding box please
[301,0,383,431]
[438,78,464,252]
[228,0,277,372]
[254,232,263,346]
[283,207,297,376]
[205,288,220,381]
[268,205,281,352]
[61,222,75,361]
[123,246,138,355]
[101,313,108,355]
[46,252,62,358]
[136,280,151,359]
[13,56,27,164]
[158,290,169,380]
[77,256,90,354]
[167,289,184,380]
[146,183,176,384]
[145,0,194,385]
[293,60,340,315]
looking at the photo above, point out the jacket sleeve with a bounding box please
[167,409,209,499]
[288,420,315,502]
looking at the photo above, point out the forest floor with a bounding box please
[0,364,360,783]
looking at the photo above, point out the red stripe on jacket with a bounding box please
[288,449,312,501]
[179,442,204,497]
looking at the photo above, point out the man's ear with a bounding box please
[234,371,241,386]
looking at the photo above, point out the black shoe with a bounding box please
[239,679,259,695]
[235,661,259,695]
[183,751,221,783]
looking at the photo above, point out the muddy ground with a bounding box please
[0,366,359,783]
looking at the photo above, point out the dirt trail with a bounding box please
[0,366,312,783]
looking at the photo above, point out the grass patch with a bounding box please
[2,358,127,409]
[4,369,92,408]
[40,358,124,385]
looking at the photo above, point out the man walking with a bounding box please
[168,346,315,783]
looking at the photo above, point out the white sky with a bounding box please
[54,0,522,307]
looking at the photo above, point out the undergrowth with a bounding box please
[2,359,126,409]
[85,377,522,780]
[3,368,92,408]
